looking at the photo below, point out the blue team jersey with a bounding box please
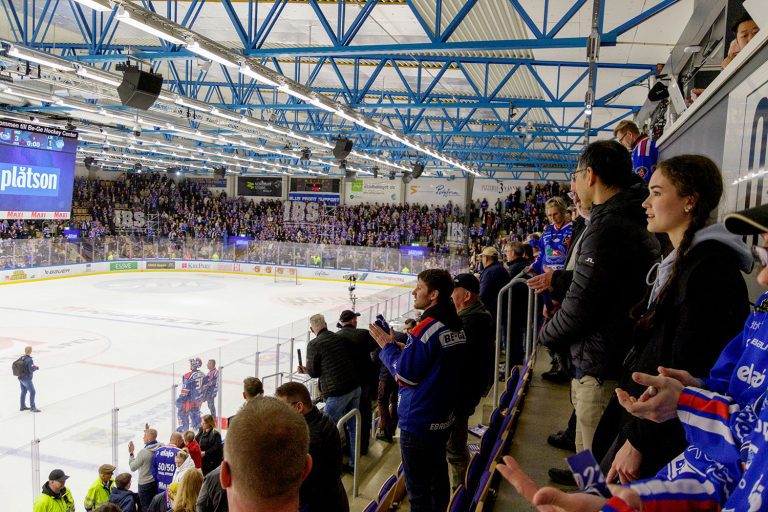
[152,446,179,491]
[631,135,658,184]
[531,221,572,273]
[179,370,204,402]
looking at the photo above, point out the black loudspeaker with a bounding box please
[213,166,226,178]
[412,162,424,179]
[388,171,396,180]
[84,156,97,170]
[345,170,357,179]
[333,138,353,160]
[402,171,413,184]
[118,67,163,110]
[648,81,669,102]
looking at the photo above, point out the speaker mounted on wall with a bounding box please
[117,63,164,111]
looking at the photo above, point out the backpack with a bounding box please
[12,356,27,377]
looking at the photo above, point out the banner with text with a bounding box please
[345,178,402,204]
[237,176,283,197]
[405,178,465,206]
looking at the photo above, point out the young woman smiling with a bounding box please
[593,155,753,484]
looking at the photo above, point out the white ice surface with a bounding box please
[0,272,411,509]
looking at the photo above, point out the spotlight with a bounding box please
[65,121,76,131]
[388,170,396,180]
[84,156,98,171]
[338,160,347,172]
[300,148,311,161]
[134,163,143,171]
[412,162,424,179]
[372,167,379,178]
[402,171,413,184]
[213,165,227,178]
[333,137,353,160]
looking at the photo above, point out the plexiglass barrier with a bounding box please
[0,258,419,509]
[0,237,467,275]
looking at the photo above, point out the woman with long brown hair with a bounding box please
[173,470,203,512]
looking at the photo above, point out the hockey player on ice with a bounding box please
[177,358,204,432]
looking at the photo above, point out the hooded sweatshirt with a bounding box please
[128,441,162,485]
[172,454,197,483]
[647,223,753,306]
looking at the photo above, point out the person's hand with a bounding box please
[607,440,642,484]
[722,39,740,69]
[657,367,703,388]
[616,372,684,423]
[496,455,609,512]
[297,365,307,374]
[527,266,554,293]
[128,441,134,455]
[369,322,395,349]
[144,422,149,431]
[543,300,561,319]
[201,451,206,457]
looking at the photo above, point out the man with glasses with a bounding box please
[613,120,658,184]
[538,140,659,463]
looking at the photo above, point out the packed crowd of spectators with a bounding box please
[0,175,463,254]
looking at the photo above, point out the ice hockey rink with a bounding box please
[0,271,413,509]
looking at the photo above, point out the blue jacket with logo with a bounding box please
[631,135,658,183]
[379,303,467,437]
[152,445,179,491]
[531,221,572,273]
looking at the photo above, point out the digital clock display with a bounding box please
[0,128,66,152]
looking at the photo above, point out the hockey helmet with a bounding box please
[190,357,203,370]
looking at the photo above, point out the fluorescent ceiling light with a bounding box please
[76,67,121,87]
[334,108,358,123]
[8,45,73,72]
[1,87,54,103]
[55,99,97,113]
[175,97,211,112]
[309,97,336,113]
[72,0,112,12]
[116,9,185,45]
[278,84,312,103]
[210,108,241,122]
[186,41,238,68]
[239,65,278,87]
[157,92,177,102]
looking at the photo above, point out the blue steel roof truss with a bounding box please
[0,0,681,180]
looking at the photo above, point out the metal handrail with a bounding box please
[494,277,529,405]
[336,408,361,498]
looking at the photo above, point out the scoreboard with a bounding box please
[289,177,340,193]
[0,126,67,152]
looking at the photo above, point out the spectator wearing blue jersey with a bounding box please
[370,269,467,512]
[614,120,658,184]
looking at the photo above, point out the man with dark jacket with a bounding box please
[299,313,360,472]
[197,465,227,512]
[276,382,349,512]
[504,242,533,365]
[370,269,467,512]
[334,309,377,455]
[447,273,494,490]
[539,140,659,455]
[478,246,511,325]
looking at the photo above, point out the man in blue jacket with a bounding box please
[370,269,467,512]
[478,246,511,326]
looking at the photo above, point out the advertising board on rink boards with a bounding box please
[0,261,415,287]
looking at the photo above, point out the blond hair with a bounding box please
[545,197,568,214]
[173,469,203,512]
[613,119,640,137]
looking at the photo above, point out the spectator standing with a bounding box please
[596,156,751,483]
[276,382,349,512]
[539,140,660,456]
[447,273,494,490]
[196,414,223,476]
[334,309,377,455]
[220,397,311,512]
[614,120,658,184]
[370,269,467,512]
[34,469,75,512]
[202,360,219,419]
[128,427,162,509]
[173,470,203,512]
[152,433,183,493]
[478,246,511,326]
[299,313,360,472]
[108,473,141,512]
[196,466,227,512]
[172,449,196,483]
[375,318,415,443]
[84,464,116,511]
[17,345,40,412]
[182,431,201,469]
[504,241,534,365]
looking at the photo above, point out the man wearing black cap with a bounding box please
[447,273,494,490]
[334,309,377,456]
[34,469,75,512]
